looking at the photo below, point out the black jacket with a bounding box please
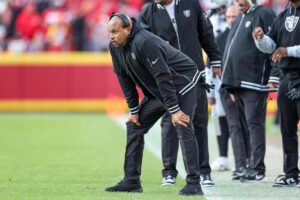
[216,27,230,56]
[138,0,221,72]
[109,21,200,114]
[268,6,300,74]
[221,6,276,92]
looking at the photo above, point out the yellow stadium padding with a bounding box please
[0,99,127,113]
[0,98,277,113]
[0,52,112,66]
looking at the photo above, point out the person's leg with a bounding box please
[124,97,166,183]
[211,116,230,171]
[278,76,299,179]
[241,90,267,175]
[175,86,200,184]
[193,85,213,185]
[235,95,252,167]
[220,90,248,171]
[175,86,203,196]
[273,75,299,187]
[217,116,229,157]
[161,113,179,178]
[106,97,166,192]
[234,90,267,182]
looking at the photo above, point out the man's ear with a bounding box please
[126,25,132,34]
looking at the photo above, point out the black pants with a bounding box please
[220,89,251,169]
[233,89,267,173]
[216,116,230,157]
[161,84,210,177]
[278,75,300,178]
[124,87,200,184]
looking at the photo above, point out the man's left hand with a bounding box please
[272,47,288,63]
[171,110,190,127]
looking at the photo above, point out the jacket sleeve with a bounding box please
[268,63,280,84]
[267,15,279,43]
[258,8,279,84]
[258,8,276,38]
[139,39,180,114]
[193,0,221,68]
[109,45,140,114]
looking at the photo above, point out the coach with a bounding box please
[105,13,205,196]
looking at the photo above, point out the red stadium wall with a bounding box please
[0,66,122,99]
[0,52,277,113]
[0,53,128,112]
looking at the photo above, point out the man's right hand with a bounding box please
[126,114,141,126]
[171,110,190,127]
[252,27,265,40]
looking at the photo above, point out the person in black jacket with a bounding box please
[221,0,276,182]
[105,13,205,196]
[138,0,221,186]
[253,0,300,187]
[209,5,251,179]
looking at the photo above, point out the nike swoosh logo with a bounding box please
[151,58,159,65]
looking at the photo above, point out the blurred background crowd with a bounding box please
[0,0,288,53]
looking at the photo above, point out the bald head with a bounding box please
[226,5,240,28]
[109,14,132,28]
[108,15,132,48]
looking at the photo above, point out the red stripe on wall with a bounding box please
[0,65,124,99]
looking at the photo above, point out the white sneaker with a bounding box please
[200,174,215,187]
[211,157,230,171]
[162,175,176,186]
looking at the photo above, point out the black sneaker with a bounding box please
[273,175,298,187]
[232,167,246,181]
[200,173,215,187]
[240,170,267,182]
[105,180,143,193]
[179,183,203,196]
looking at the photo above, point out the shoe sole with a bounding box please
[232,177,241,181]
[201,184,215,187]
[240,178,268,183]
[179,191,204,196]
[161,182,175,186]
[105,188,143,193]
[273,184,298,188]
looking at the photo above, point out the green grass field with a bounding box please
[0,113,299,200]
[0,114,202,200]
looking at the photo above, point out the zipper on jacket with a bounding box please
[260,60,267,88]
[175,29,181,50]
[221,14,245,81]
